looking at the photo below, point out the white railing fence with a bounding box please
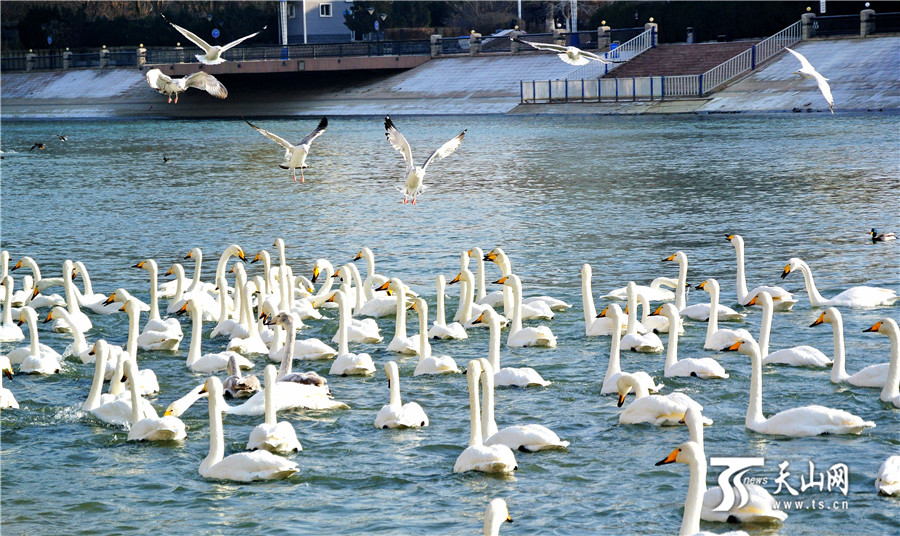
[566,27,656,79]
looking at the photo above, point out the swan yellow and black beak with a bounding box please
[184,250,193,260]
[448,273,461,285]
[236,248,246,262]
[175,302,189,316]
[662,253,677,262]
[863,321,883,333]
[11,260,23,271]
[506,514,513,524]
[472,311,486,325]
[649,305,664,316]
[32,287,40,299]
[655,447,680,466]
[597,306,609,318]
[42,311,55,323]
[810,312,826,327]
[325,291,337,303]
[376,280,391,292]
[678,415,686,424]
[312,266,321,283]
[102,292,116,306]
[746,295,759,306]
[780,263,792,279]
[722,341,743,352]
[726,234,735,241]
[165,267,174,276]
[493,276,507,285]
[484,251,497,262]
[251,252,262,264]
[133,261,145,269]
[617,394,627,407]
[353,250,363,261]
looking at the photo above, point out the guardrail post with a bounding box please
[645,21,658,47]
[62,48,72,70]
[99,45,109,68]
[698,73,703,96]
[801,13,816,40]
[509,28,524,54]
[661,76,665,100]
[598,23,611,50]
[860,9,876,38]
[750,45,756,69]
[137,44,146,68]
[469,31,482,55]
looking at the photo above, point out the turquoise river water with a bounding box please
[0,114,898,535]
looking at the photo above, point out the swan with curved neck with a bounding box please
[328,290,376,376]
[484,247,570,311]
[450,267,505,328]
[483,498,513,536]
[6,305,61,365]
[385,278,417,354]
[246,364,303,453]
[309,259,340,310]
[598,304,663,395]
[428,274,468,340]
[662,251,689,312]
[411,298,459,375]
[352,247,390,300]
[479,358,567,451]
[472,307,548,387]
[226,281,269,355]
[199,376,299,482]
[83,339,154,425]
[264,302,336,363]
[72,261,121,315]
[375,360,429,428]
[0,356,18,409]
[10,256,65,308]
[652,303,728,379]
[500,274,556,348]
[114,298,160,395]
[863,318,900,407]
[0,276,25,342]
[44,306,98,363]
[781,257,899,307]
[184,247,216,295]
[213,244,246,294]
[132,259,183,350]
[15,307,61,374]
[752,291,830,367]
[615,372,712,426]
[580,264,625,336]
[51,259,92,333]
[726,235,796,310]
[125,359,186,441]
[620,282,663,353]
[177,298,254,373]
[696,279,751,350]
[724,336,876,436]
[655,442,751,536]
[453,359,518,474]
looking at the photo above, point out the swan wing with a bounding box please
[203,451,298,482]
[384,116,415,174]
[219,26,268,52]
[247,421,302,453]
[298,117,328,147]
[761,405,875,436]
[162,16,213,53]
[422,129,466,171]
[181,72,228,99]
[454,444,517,474]
[847,362,889,387]
[876,456,900,496]
[246,120,295,150]
[762,346,831,367]
[666,358,729,379]
[702,485,788,522]
[485,424,568,451]
[620,395,691,426]
[495,366,550,387]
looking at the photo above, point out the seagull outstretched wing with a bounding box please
[246,120,295,151]
[182,72,228,99]
[423,130,466,171]
[220,26,268,53]
[161,14,213,53]
[384,116,415,174]
[298,117,328,147]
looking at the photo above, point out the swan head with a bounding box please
[311,259,332,283]
[132,259,157,273]
[16,306,36,326]
[615,373,640,406]
[411,297,427,315]
[467,247,484,259]
[251,250,270,264]
[598,303,623,322]
[581,263,591,278]
[655,441,701,467]
[166,263,184,278]
[175,299,198,316]
[500,274,520,289]
[484,248,503,262]
[864,318,898,336]
[695,278,719,293]
[810,307,839,327]
[781,258,803,279]
[726,234,743,247]
[1,355,14,379]
[650,302,678,321]
[484,498,512,533]
[721,335,759,355]
[165,383,207,417]
[746,291,772,308]
[352,247,372,262]
[184,247,201,260]
[225,245,246,262]
[662,251,686,264]
[43,306,66,324]
[264,311,294,330]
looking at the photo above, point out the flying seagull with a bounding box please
[145,68,228,104]
[161,14,266,65]
[246,117,328,182]
[512,37,623,66]
[384,116,466,205]
[784,47,834,114]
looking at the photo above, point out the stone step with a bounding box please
[604,41,759,78]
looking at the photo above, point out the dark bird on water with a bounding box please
[30,143,46,151]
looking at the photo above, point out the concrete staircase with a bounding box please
[603,41,759,78]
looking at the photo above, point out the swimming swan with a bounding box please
[615,373,712,426]
[499,274,557,348]
[177,298,254,373]
[125,359,186,441]
[726,235,796,311]
[0,276,25,341]
[781,257,899,308]
[0,356,19,409]
[199,376,299,482]
[724,336,875,436]
[598,304,664,395]
[328,290,376,376]
[811,308,883,385]
[131,259,183,350]
[752,291,831,367]
[375,361,429,428]
[428,274,468,340]
[580,263,626,336]
[620,282,662,353]
[385,278,418,354]
[16,307,62,374]
[83,340,155,426]
[453,359,518,474]
[653,304,728,379]
[695,279,751,350]
[472,308,549,387]
[246,365,303,453]
[876,456,900,496]
[411,298,460,376]
[483,498,513,536]
[863,318,900,408]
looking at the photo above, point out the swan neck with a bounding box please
[83,347,107,410]
[508,278,523,337]
[186,308,201,366]
[214,250,233,289]
[80,264,95,296]
[63,265,79,316]
[459,271,474,324]
[705,283,720,344]
[129,364,142,425]
[126,305,139,358]
[393,285,407,340]
[605,320,622,381]
[747,343,766,429]
[830,313,848,382]
[481,368,498,439]
[388,364,401,407]
[625,287,638,335]
[681,449,707,536]
[468,368,483,447]
[474,255,486,301]
[435,277,447,325]
[172,269,184,304]
[147,264,160,321]
[279,320,296,379]
[665,319,680,369]
[264,371,276,425]
[417,305,430,361]
[797,261,827,306]
[758,297,772,356]
[733,239,749,301]
[882,321,900,402]
[675,258,688,311]
[581,268,596,331]
[187,253,202,293]
[1,281,12,324]
[348,264,364,310]
[204,390,225,471]
[337,295,349,355]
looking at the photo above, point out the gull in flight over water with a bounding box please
[512,37,623,66]
[145,69,228,104]
[784,47,834,114]
[162,14,266,65]
[384,116,466,205]
[246,117,328,182]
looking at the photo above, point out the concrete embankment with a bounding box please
[2,36,897,119]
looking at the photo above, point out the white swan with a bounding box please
[125,359,186,442]
[0,356,19,409]
[484,247,571,312]
[621,282,663,353]
[0,276,25,341]
[468,247,490,303]
[483,498,513,536]
[654,304,728,379]
[781,257,899,307]
[199,376,299,482]
[615,373,712,426]
[472,308,549,387]
[863,318,900,408]
[580,263,626,336]
[246,365,303,453]
[385,278,418,354]
[453,359,518,474]
[263,302,336,362]
[209,274,240,339]
[352,247,390,299]
[501,274,556,348]
[163,384,207,418]
[726,235,796,311]
[480,359,568,451]
[166,263,218,321]
[662,251,690,312]
[640,293,681,334]
[50,259,92,333]
[132,259,183,350]
[375,361,429,428]
[265,313,332,396]
[15,307,62,374]
[876,456,900,496]
[428,274,468,340]
[113,298,160,395]
[723,336,875,436]
[183,247,218,295]
[602,278,677,302]
[71,261,121,315]
[177,299,254,373]
[685,278,746,325]
[810,308,882,385]
[328,290,376,376]
[223,354,261,398]
[6,306,61,365]
[9,256,65,308]
[695,279,751,350]
[328,289,382,345]
[83,340,155,426]
[411,298,460,376]
[753,291,831,367]
[680,406,787,524]
[226,281,269,355]
[43,306,104,365]
[598,304,664,395]
[451,267,507,329]
[655,441,751,536]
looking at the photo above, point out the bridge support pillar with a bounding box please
[861,9,876,38]
[430,34,442,57]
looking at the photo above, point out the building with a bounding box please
[285,1,354,44]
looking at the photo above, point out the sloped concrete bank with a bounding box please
[2,36,897,120]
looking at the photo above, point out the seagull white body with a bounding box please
[145,69,227,104]
[162,14,266,65]
[246,117,327,182]
[784,47,834,113]
[514,37,621,66]
[384,115,465,204]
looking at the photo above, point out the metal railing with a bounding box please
[872,12,900,33]
[521,21,801,103]
[566,27,656,79]
[812,14,860,36]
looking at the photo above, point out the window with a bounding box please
[288,4,296,18]
[319,3,332,17]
